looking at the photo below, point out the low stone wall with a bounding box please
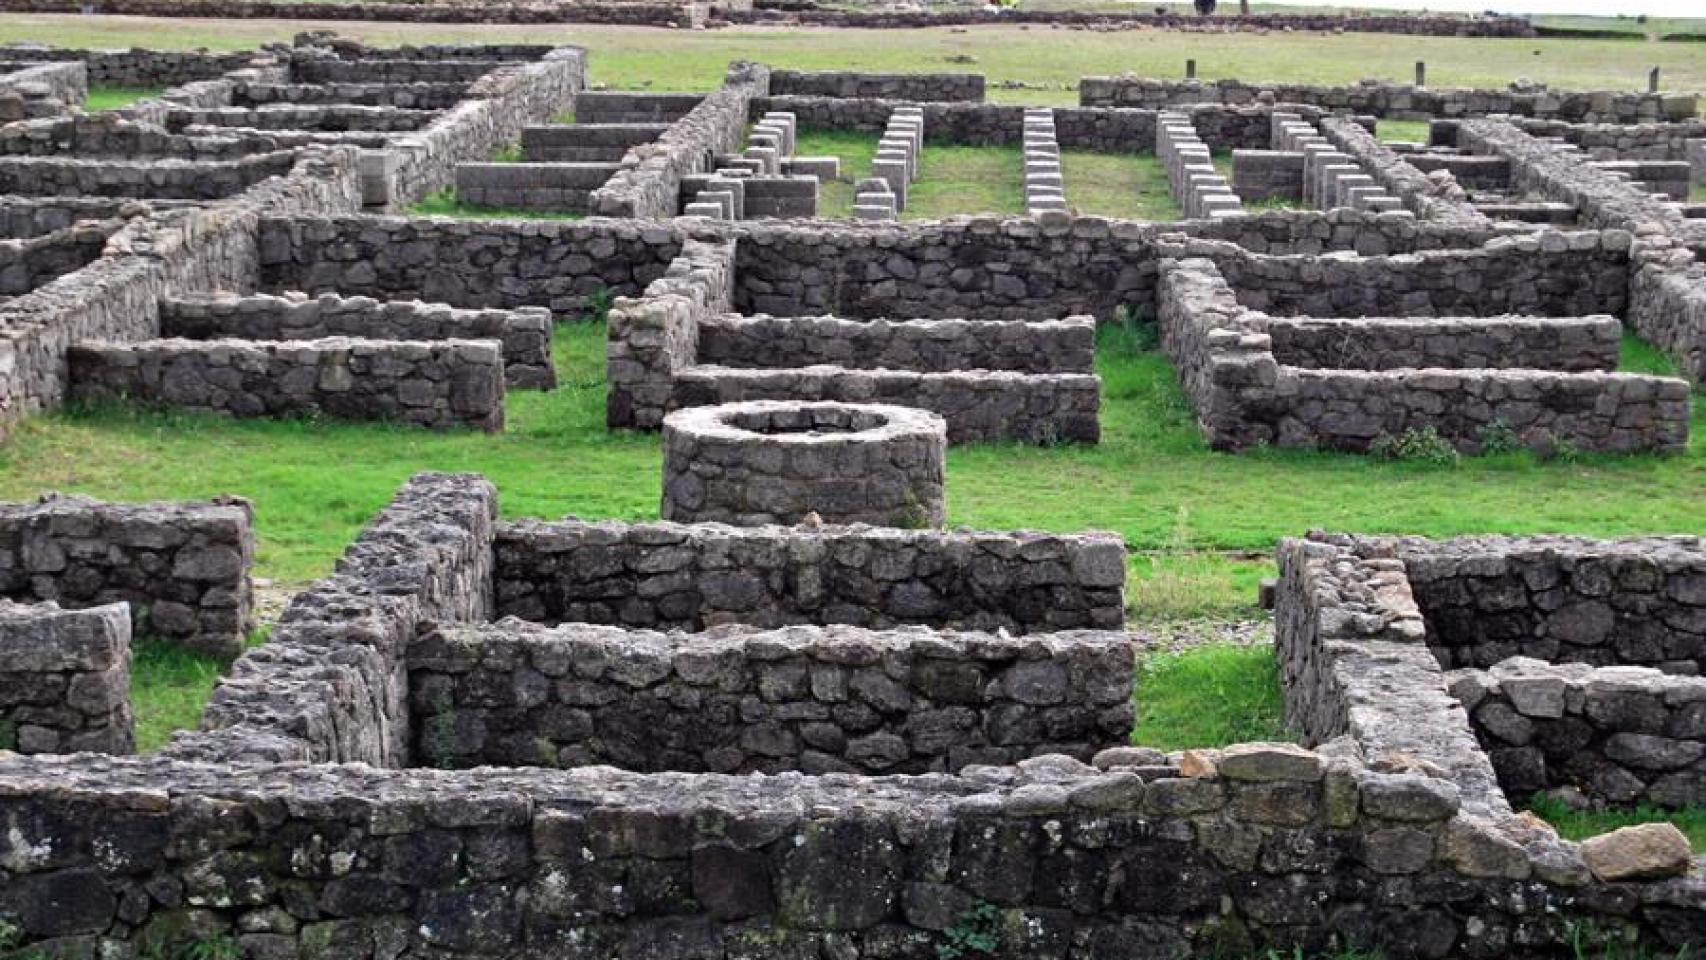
[696,314,1095,373]
[733,7,1536,35]
[662,400,949,528]
[0,114,279,160]
[0,196,169,236]
[574,92,704,124]
[1457,118,1684,235]
[1232,149,1305,202]
[453,160,619,213]
[0,44,255,88]
[1331,533,1706,676]
[1081,76,1697,124]
[521,122,670,161]
[0,494,253,658]
[1450,657,1706,810]
[1157,256,1690,454]
[68,336,507,432]
[1505,116,1706,162]
[234,80,471,109]
[165,104,439,132]
[1315,116,1489,227]
[1168,231,1629,318]
[494,518,1127,633]
[1628,243,1706,383]
[292,58,512,85]
[768,69,983,102]
[161,291,557,389]
[0,218,117,296]
[0,150,299,200]
[0,0,700,25]
[408,620,1133,772]
[168,472,496,765]
[590,63,770,217]
[0,61,85,120]
[1268,315,1621,372]
[0,600,132,755]
[606,236,734,428]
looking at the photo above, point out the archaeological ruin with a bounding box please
[0,25,1701,960]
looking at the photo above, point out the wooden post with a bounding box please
[1415,61,1426,87]
[1186,59,1197,80]
[1649,67,1661,93]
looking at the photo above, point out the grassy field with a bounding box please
[1061,150,1181,220]
[7,15,1706,107]
[85,86,161,111]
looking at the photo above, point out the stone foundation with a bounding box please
[0,599,132,754]
[408,619,1133,772]
[661,400,948,528]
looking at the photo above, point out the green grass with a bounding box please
[1692,184,1706,204]
[1621,332,1683,377]
[1528,794,1706,855]
[904,144,1025,219]
[1375,119,1430,145]
[83,86,162,111]
[408,189,586,220]
[132,642,226,752]
[793,128,877,219]
[1059,150,1181,221]
[9,17,1704,107]
[1132,643,1289,751]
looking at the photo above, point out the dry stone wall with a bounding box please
[696,314,1094,373]
[1081,76,1697,124]
[0,150,299,200]
[0,45,255,87]
[494,518,1128,634]
[0,61,85,120]
[234,80,472,109]
[1268,315,1621,372]
[1502,116,1706,162]
[1449,657,1706,810]
[0,218,118,296]
[0,599,132,754]
[161,290,556,389]
[68,336,507,432]
[0,494,253,658]
[768,69,983,102]
[408,619,1134,773]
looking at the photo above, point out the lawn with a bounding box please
[1060,149,1180,220]
[6,16,1706,107]
[905,143,1027,219]
[84,86,162,111]
[410,189,588,220]
[794,128,877,218]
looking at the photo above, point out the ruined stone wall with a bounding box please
[1503,116,1706,162]
[0,114,281,159]
[0,494,253,658]
[257,214,681,314]
[1628,243,1706,383]
[408,620,1134,773]
[291,58,511,85]
[589,63,770,218]
[1458,118,1685,235]
[733,7,1537,35]
[0,600,132,754]
[695,314,1096,373]
[607,237,732,429]
[0,196,172,236]
[0,0,700,25]
[68,336,507,432]
[453,160,618,213]
[1315,116,1490,227]
[768,69,983,102]
[0,61,85,119]
[1333,534,1706,676]
[1450,657,1706,810]
[167,472,496,765]
[0,45,255,87]
[0,218,117,295]
[165,104,439,132]
[1268,315,1621,372]
[494,518,1126,633]
[1156,256,1690,454]
[161,291,557,389]
[234,80,471,109]
[1168,231,1630,318]
[0,150,299,200]
[1081,76,1697,124]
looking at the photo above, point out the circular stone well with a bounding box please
[662,400,947,528]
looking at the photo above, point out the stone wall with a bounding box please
[768,69,983,102]
[1504,116,1706,162]
[69,336,507,432]
[168,472,496,764]
[732,7,1537,35]
[607,236,732,428]
[161,291,557,389]
[408,620,1133,772]
[453,160,619,213]
[1457,118,1686,235]
[1156,256,1690,454]
[1081,76,1698,124]
[0,196,170,236]
[1315,116,1489,227]
[0,218,118,296]
[1268,315,1621,372]
[696,314,1095,373]
[1232,149,1305,203]
[0,60,86,120]
[1628,243,1706,383]
[234,80,472,109]
[1332,534,1706,676]
[0,114,282,160]
[165,104,439,132]
[0,0,701,25]
[574,92,704,124]
[0,494,253,658]
[0,150,300,200]
[590,63,770,218]
[1449,657,1706,810]
[1168,231,1630,318]
[493,517,1126,632]
[0,600,132,754]
[0,44,255,87]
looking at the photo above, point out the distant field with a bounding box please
[3,15,1703,106]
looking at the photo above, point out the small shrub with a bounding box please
[937,902,1002,960]
[581,287,616,325]
[1369,426,1460,467]
[1476,418,1521,456]
[1108,303,1159,355]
